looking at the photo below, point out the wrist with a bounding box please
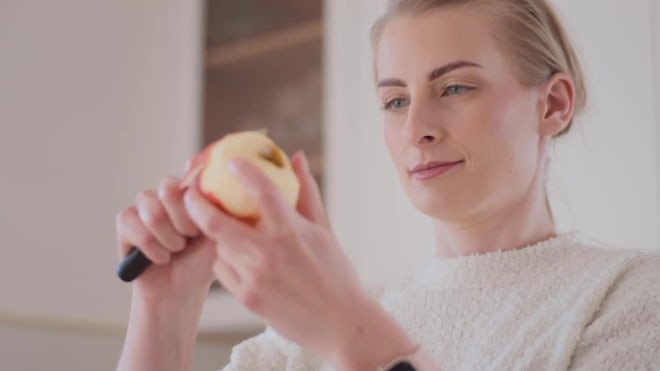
[327,297,417,371]
[129,287,207,345]
[133,278,211,307]
[121,290,207,371]
[130,286,207,328]
[132,275,212,320]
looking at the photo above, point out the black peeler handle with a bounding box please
[117,247,152,282]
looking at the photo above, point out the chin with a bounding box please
[407,177,483,222]
[407,187,455,218]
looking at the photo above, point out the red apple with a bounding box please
[181,130,301,221]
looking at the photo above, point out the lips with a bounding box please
[410,161,462,173]
[409,160,463,181]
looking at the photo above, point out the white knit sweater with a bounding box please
[219,232,660,370]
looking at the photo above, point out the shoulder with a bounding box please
[570,246,660,369]
[575,234,660,329]
[596,248,660,315]
[572,233,660,299]
[564,232,660,275]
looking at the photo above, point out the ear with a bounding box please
[538,72,575,137]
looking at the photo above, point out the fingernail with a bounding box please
[160,252,171,265]
[228,159,240,175]
[301,152,311,173]
[183,189,194,205]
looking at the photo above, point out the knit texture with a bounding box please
[219,232,660,370]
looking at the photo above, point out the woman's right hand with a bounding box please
[116,176,217,371]
[115,176,217,303]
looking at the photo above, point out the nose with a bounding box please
[403,98,444,148]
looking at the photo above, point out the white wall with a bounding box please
[652,0,660,247]
[0,1,257,369]
[0,323,233,371]
[324,0,660,285]
[0,0,203,326]
[548,0,657,248]
[546,0,657,248]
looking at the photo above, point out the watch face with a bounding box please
[389,361,417,371]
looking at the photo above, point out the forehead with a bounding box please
[376,5,507,80]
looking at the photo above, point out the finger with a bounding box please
[172,236,218,286]
[188,147,210,172]
[135,190,186,253]
[291,151,330,226]
[214,236,266,276]
[213,244,266,314]
[183,189,267,276]
[183,186,256,244]
[158,177,200,237]
[229,158,292,225]
[115,206,171,264]
[212,253,242,295]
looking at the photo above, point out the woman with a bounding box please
[116,0,660,370]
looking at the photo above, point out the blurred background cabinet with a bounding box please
[202,0,324,187]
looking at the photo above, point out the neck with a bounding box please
[432,186,556,259]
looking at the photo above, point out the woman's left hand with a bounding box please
[183,152,396,365]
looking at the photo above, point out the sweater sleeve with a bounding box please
[569,253,660,370]
[218,326,292,371]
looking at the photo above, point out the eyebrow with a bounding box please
[377,60,483,88]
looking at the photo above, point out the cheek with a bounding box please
[383,123,402,165]
[482,89,520,136]
[470,89,540,195]
[472,89,535,156]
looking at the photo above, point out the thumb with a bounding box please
[291,151,330,227]
[177,236,218,285]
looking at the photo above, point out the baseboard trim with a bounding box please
[0,311,262,344]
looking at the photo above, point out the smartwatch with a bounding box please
[387,361,418,370]
[378,344,438,371]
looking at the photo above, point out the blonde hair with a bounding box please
[370,0,587,136]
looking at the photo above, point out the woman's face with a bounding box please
[376,6,546,223]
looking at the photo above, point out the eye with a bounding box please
[382,97,409,112]
[442,85,472,97]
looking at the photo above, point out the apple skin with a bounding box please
[181,130,300,221]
